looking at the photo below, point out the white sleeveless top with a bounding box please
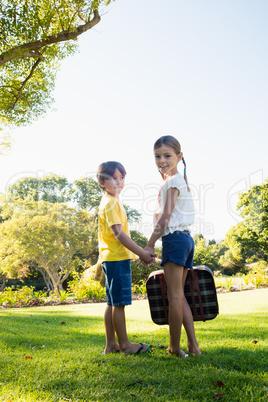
[154,173,195,236]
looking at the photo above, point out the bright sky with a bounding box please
[1,0,267,241]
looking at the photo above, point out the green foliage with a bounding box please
[131,259,161,285]
[123,204,142,224]
[0,173,140,217]
[132,280,147,295]
[0,0,114,137]
[72,177,102,211]
[68,274,106,301]
[154,246,162,259]
[193,235,220,270]
[242,264,268,288]
[214,266,267,290]
[58,289,68,303]
[226,180,268,262]
[130,230,148,249]
[214,272,228,289]
[0,173,143,291]
[0,286,46,307]
[4,174,72,204]
[219,249,246,276]
[0,199,96,293]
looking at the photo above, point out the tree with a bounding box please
[0,200,96,293]
[0,174,72,221]
[1,174,141,218]
[193,236,216,269]
[4,174,71,202]
[130,230,148,249]
[0,174,143,290]
[72,177,102,211]
[0,0,113,143]
[225,180,268,262]
[124,204,142,224]
[192,234,224,270]
[218,248,245,276]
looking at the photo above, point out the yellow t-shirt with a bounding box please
[98,194,136,262]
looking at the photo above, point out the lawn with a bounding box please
[0,288,267,401]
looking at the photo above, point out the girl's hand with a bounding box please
[144,246,156,264]
[140,249,155,264]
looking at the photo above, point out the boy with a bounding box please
[97,161,154,354]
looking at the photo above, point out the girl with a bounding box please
[145,136,201,357]
[97,161,154,354]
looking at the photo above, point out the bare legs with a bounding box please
[163,262,200,357]
[103,306,120,354]
[104,305,149,354]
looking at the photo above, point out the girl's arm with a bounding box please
[111,224,155,263]
[146,187,180,251]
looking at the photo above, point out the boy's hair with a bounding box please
[97,161,127,191]
[154,135,190,192]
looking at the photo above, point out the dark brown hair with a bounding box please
[97,161,126,191]
[154,135,190,191]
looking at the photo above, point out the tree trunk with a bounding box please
[0,276,7,291]
[37,267,53,291]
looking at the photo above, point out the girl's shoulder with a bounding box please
[164,173,185,189]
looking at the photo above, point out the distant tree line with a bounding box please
[0,175,267,292]
[193,179,268,275]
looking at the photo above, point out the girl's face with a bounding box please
[103,168,125,198]
[154,145,182,178]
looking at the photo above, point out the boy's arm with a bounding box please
[111,224,155,264]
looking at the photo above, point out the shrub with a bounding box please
[243,264,268,288]
[214,273,227,289]
[131,259,161,285]
[59,290,68,303]
[0,286,46,307]
[132,280,147,295]
[68,276,106,301]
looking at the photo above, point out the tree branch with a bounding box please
[10,57,43,110]
[0,9,100,66]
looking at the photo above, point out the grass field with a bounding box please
[0,288,267,401]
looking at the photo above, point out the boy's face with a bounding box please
[103,168,125,198]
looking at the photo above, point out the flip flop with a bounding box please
[135,343,150,354]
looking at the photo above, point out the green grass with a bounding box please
[0,289,267,401]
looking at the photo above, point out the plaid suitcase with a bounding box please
[146,265,219,325]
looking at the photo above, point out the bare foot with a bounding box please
[104,342,120,354]
[104,348,120,354]
[187,347,201,356]
[167,348,188,358]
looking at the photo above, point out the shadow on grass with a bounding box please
[0,308,267,401]
[0,310,105,353]
[6,346,266,401]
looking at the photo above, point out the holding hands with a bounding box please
[139,245,156,265]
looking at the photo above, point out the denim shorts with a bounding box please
[161,230,195,269]
[101,259,132,306]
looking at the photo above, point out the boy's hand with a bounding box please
[140,249,155,265]
[144,246,156,264]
